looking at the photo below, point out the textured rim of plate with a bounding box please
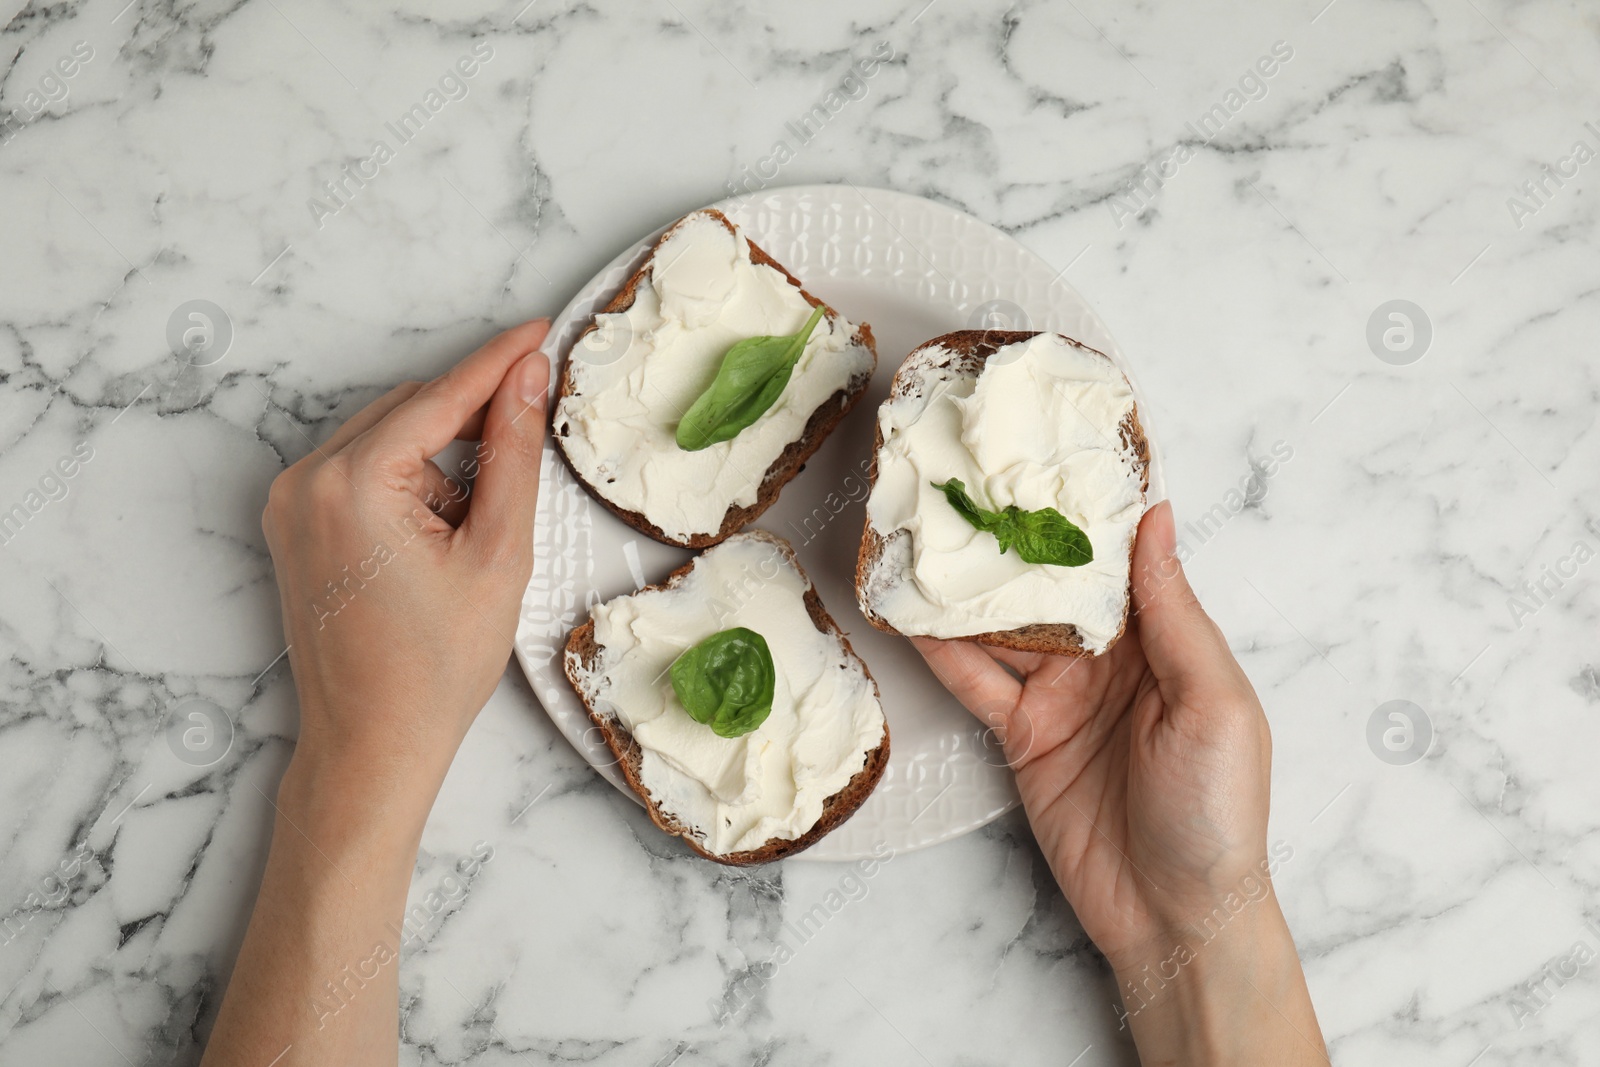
[514,184,1165,862]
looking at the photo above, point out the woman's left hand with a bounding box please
[205,321,552,1067]
[260,320,552,795]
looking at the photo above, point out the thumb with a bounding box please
[461,348,551,562]
[1130,501,1238,691]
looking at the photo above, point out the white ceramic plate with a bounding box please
[514,184,1165,861]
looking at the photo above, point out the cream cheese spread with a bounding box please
[863,333,1145,654]
[554,212,875,542]
[573,535,886,856]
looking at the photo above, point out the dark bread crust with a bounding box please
[553,209,878,549]
[563,530,890,866]
[854,330,1151,658]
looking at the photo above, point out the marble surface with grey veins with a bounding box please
[2,0,1599,1063]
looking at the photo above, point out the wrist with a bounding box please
[1107,841,1298,975]
[1110,902,1324,1066]
[276,742,442,865]
[290,685,462,785]
[1110,901,1288,1021]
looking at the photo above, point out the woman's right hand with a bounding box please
[914,502,1327,1064]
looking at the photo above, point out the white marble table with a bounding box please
[2,1,1597,1064]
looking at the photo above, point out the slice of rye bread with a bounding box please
[563,530,891,866]
[553,209,878,549]
[854,330,1151,658]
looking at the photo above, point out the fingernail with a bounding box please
[518,352,551,410]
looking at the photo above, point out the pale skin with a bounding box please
[914,502,1327,1065]
[202,321,1326,1066]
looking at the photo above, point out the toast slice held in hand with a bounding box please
[855,330,1150,657]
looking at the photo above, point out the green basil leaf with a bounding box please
[668,626,776,739]
[675,306,827,451]
[931,481,1094,568]
[991,513,1020,555]
[1002,505,1094,567]
[931,478,1002,531]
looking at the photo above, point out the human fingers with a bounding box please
[911,636,1022,725]
[458,352,550,563]
[324,382,495,464]
[1130,501,1244,695]
[982,645,1046,677]
[454,404,490,443]
[360,320,550,463]
[321,381,425,454]
[420,459,470,526]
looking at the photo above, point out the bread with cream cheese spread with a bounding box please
[564,530,890,865]
[552,210,877,549]
[855,330,1150,657]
